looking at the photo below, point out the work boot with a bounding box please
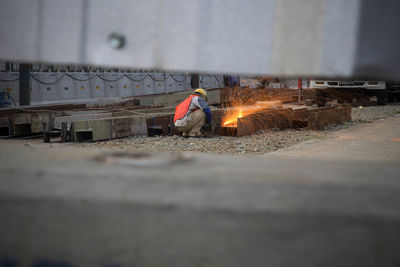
[188,131,205,138]
[182,132,189,137]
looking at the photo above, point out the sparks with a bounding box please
[222,102,280,127]
[223,119,235,125]
[223,107,243,126]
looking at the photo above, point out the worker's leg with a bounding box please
[188,109,206,137]
[175,110,205,137]
[181,129,194,137]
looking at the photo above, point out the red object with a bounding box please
[298,78,302,89]
[173,95,196,122]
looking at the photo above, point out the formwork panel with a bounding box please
[74,73,91,100]
[206,75,213,89]
[152,73,166,95]
[201,75,212,89]
[207,75,214,89]
[199,75,206,89]
[104,73,120,97]
[204,74,220,89]
[38,73,60,102]
[118,75,132,97]
[0,72,19,104]
[58,73,75,100]
[216,75,224,88]
[90,74,106,99]
[210,75,219,89]
[165,73,177,93]
[143,74,155,95]
[172,74,188,91]
[128,73,145,96]
[165,73,189,93]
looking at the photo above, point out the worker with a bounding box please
[174,88,212,137]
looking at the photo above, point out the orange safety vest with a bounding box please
[173,95,198,122]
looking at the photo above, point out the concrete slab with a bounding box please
[0,134,399,266]
[73,115,149,142]
[53,113,114,129]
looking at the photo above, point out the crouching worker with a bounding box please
[174,88,212,137]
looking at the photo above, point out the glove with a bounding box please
[203,107,212,123]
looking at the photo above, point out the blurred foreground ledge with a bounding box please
[0,138,399,266]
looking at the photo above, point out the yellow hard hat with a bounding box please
[194,88,207,98]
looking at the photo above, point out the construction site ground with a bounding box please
[59,104,400,155]
[1,104,400,266]
[264,109,400,162]
[3,104,400,155]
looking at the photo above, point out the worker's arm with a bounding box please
[194,96,213,123]
[203,107,212,123]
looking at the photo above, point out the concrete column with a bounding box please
[19,64,31,106]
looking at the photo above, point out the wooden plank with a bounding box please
[112,117,132,139]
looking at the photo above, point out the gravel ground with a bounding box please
[351,104,400,122]
[75,104,400,155]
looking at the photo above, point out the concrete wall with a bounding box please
[0,72,224,105]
